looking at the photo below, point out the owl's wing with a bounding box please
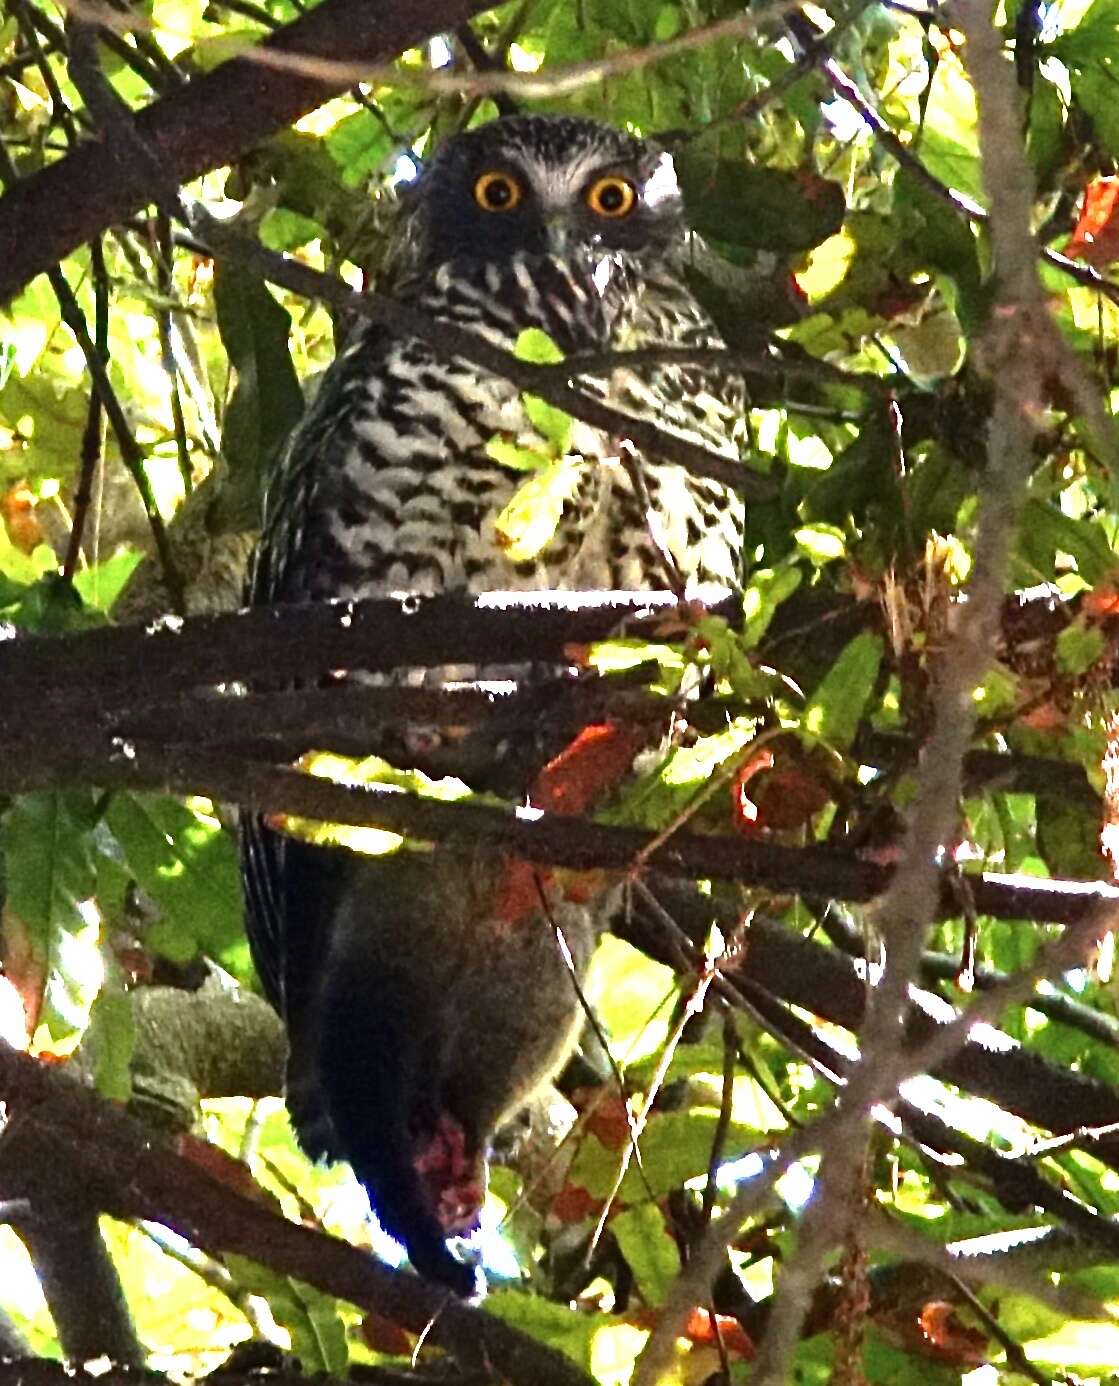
[240,319,391,1017]
[239,812,287,1011]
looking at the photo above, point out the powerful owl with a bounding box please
[241,114,747,1294]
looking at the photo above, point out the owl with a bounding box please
[241,114,747,1294]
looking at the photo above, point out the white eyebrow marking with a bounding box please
[643,152,680,208]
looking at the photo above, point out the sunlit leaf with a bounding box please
[0,790,102,1048]
[214,259,304,501]
[803,631,883,752]
[105,794,243,966]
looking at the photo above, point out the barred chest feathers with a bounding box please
[242,113,750,1296]
[270,244,745,606]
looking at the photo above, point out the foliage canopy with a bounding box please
[4,0,1119,1382]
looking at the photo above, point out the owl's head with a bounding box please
[395,114,683,274]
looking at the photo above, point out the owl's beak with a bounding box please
[543,218,573,256]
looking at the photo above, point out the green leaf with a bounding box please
[0,520,55,589]
[523,393,573,452]
[585,935,676,1061]
[259,208,327,253]
[514,327,565,365]
[0,338,15,391]
[694,612,773,698]
[71,549,144,613]
[741,567,803,649]
[213,259,304,501]
[895,170,988,332]
[1049,0,1119,66]
[794,523,846,565]
[324,109,394,188]
[569,1110,759,1200]
[86,982,136,1102]
[803,631,884,752]
[485,437,552,472]
[281,751,476,855]
[1070,66,1119,161]
[12,573,101,635]
[510,330,573,450]
[225,1257,347,1374]
[1017,498,1117,587]
[676,158,845,253]
[105,794,243,965]
[1037,795,1108,880]
[612,1204,681,1304]
[1056,619,1106,675]
[485,1289,600,1371]
[1,790,101,1045]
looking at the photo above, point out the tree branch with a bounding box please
[0,0,494,304]
[8,1212,143,1367]
[0,589,737,716]
[0,1040,596,1386]
[742,1,1062,1370]
[2,737,1116,929]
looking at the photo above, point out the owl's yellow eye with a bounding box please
[585,176,637,218]
[473,171,522,212]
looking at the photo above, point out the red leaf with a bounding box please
[680,1307,755,1359]
[729,747,775,835]
[585,1096,632,1151]
[1066,177,1119,268]
[1083,575,1119,618]
[360,1312,413,1357]
[915,1301,988,1366]
[551,1183,603,1223]
[530,721,648,817]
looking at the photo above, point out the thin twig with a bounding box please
[63,237,109,578]
[55,0,806,97]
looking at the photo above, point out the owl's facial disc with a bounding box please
[410,116,683,270]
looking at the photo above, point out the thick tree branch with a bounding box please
[0,1041,595,1386]
[2,738,1115,929]
[0,581,1091,734]
[0,0,494,304]
[0,589,737,717]
[8,1212,143,1367]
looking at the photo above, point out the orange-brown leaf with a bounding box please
[0,907,45,1037]
[360,1312,413,1357]
[1083,575,1119,618]
[914,1301,988,1366]
[551,1183,603,1223]
[729,747,775,835]
[530,721,647,816]
[1067,177,1119,268]
[585,1095,632,1151]
[0,481,43,555]
[679,1308,755,1359]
